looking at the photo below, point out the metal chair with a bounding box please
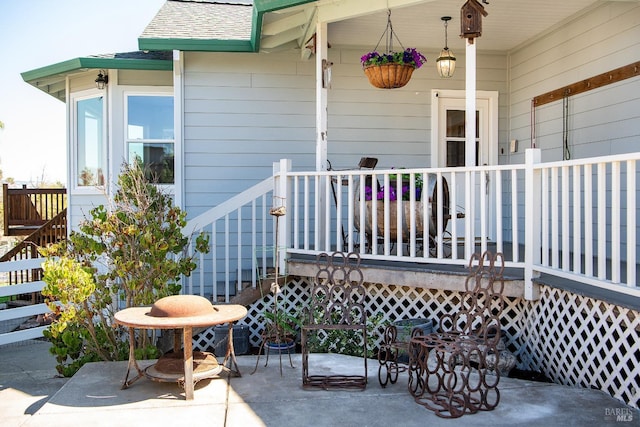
[301,251,368,390]
[408,251,505,418]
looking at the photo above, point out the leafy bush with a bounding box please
[305,312,386,358]
[41,161,209,376]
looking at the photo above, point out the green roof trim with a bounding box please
[252,0,316,52]
[138,38,255,52]
[21,56,172,83]
[254,0,315,13]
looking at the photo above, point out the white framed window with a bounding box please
[72,92,107,190]
[124,93,174,184]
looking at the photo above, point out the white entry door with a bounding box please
[431,90,499,243]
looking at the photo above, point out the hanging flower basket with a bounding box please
[360,10,426,90]
[363,63,416,89]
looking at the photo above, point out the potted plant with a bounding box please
[360,11,427,89]
[263,306,301,352]
[361,48,427,89]
[364,171,424,202]
[354,173,449,242]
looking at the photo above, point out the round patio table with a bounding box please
[114,298,247,400]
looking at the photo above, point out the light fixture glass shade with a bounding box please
[95,71,108,90]
[436,48,456,78]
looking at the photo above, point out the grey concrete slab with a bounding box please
[2,343,638,427]
[0,340,67,427]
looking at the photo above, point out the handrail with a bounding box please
[183,176,276,302]
[0,208,67,288]
[2,184,66,236]
[0,208,67,263]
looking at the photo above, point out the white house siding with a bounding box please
[508,2,640,161]
[507,2,640,261]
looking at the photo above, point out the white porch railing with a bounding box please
[284,163,527,268]
[529,151,638,297]
[183,150,639,302]
[183,174,277,301]
[0,258,49,345]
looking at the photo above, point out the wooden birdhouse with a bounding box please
[460,0,488,42]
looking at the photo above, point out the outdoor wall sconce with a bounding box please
[95,70,109,90]
[436,16,456,78]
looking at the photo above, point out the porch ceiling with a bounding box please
[262,0,631,53]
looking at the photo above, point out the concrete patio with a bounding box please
[1,339,637,427]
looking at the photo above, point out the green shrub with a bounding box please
[41,161,209,376]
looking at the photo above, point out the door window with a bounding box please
[445,110,479,167]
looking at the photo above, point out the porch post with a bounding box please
[273,159,291,276]
[524,148,541,300]
[315,20,328,172]
[316,21,329,241]
[464,38,477,260]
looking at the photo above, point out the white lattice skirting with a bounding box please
[193,278,639,409]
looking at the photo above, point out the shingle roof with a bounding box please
[88,51,173,61]
[140,0,253,41]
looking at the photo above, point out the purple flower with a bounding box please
[361,48,427,69]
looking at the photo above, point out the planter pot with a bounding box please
[363,63,415,89]
[354,174,450,240]
[265,336,296,353]
[393,318,435,363]
[393,318,435,342]
[213,324,250,355]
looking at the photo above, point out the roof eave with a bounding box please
[254,0,317,52]
[138,38,254,52]
[21,56,172,101]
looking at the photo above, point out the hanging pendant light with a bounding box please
[436,16,456,78]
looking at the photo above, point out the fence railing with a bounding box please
[0,258,49,346]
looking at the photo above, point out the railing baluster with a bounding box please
[573,165,582,275]
[436,172,444,259]
[611,161,621,283]
[324,175,331,252]
[584,164,593,277]
[551,167,559,269]
[371,174,378,256]
[562,166,570,272]
[304,177,310,250]
[496,169,503,255]
[511,169,519,262]
[597,163,607,280]
[627,160,636,288]
[480,168,488,254]
[450,172,458,260]
[293,177,299,250]
[383,174,390,256]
